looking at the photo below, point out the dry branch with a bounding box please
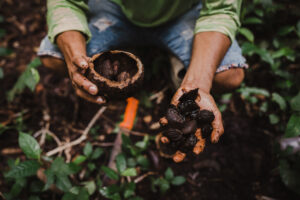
[46,106,107,157]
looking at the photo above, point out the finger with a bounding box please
[75,88,106,104]
[72,72,98,95]
[210,110,224,143]
[72,55,90,70]
[159,117,168,126]
[173,150,186,163]
[160,136,170,144]
[171,87,185,106]
[193,128,206,155]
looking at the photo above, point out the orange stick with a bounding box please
[119,97,139,130]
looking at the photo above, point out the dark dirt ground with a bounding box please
[0,0,299,199]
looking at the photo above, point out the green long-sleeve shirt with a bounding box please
[47,0,242,44]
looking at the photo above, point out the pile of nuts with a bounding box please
[159,88,215,162]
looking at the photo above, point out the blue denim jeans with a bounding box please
[38,0,248,73]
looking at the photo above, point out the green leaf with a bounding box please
[7,57,41,101]
[0,47,12,56]
[158,178,170,193]
[43,169,55,190]
[279,159,300,195]
[171,176,186,186]
[4,160,40,179]
[277,26,294,36]
[5,178,27,199]
[18,132,41,159]
[72,155,87,165]
[121,168,137,177]
[91,147,103,160]
[290,92,300,112]
[83,180,96,195]
[124,182,136,198]
[271,93,286,110]
[136,155,149,169]
[56,175,72,192]
[272,47,295,61]
[138,91,153,108]
[51,157,74,176]
[285,114,300,138]
[239,27,254,42]
[83,142,93,157]
[28,195,40,200]
[243,17,263,24]
[62,188,89,200]
[0,15,4,23]
[116,153,127,173]
[99,185,121,199]
[101,166,119,180]
[135,135,149,150]
[269,114,279,125]
[0,67,3,79]
[164,167,174,181]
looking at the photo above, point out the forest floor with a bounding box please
[0,0,299,199]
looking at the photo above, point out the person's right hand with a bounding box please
[56,31,106,104]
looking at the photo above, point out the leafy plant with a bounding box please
[151,167,186,194]
[7,57,41,101]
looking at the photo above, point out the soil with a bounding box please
[0,0,299,199]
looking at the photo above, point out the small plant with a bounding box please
[7,57,41,102]
[151,167,186,194]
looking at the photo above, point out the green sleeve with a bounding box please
[194,0,242,42]
[47,0,91,44]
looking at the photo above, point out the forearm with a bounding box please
[181,32,231,93]
[56,31,87,64]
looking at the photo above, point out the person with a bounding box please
[38,0,247,144]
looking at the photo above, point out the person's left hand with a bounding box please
[167,85,224,162]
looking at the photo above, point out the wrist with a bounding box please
[56,31,87,61]
[181,69,213,93]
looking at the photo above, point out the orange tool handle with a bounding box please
[119,97,139,130]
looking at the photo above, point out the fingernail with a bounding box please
[89,86,97,94]
[80,61,88,68]
[97,97,104,103]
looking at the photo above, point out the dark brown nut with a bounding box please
[117,71,130,82]
[100,59,114,79]
[163,128,183,142]
[197,110,215,124]
[182,134,197,150]
[178,100,199,115]
[189,109,200,120]
[201,124,213,138]
[181,120,197,135]
[112,60,120,76]
[166,105,185,127]
[179,88,199,102]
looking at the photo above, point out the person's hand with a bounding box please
[171,86,224,143]
[56,31,105,104]
[67,55,106,104]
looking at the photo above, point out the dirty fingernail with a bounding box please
[97,97,104,103]
[89,86,97,94]
[80,61,88,68]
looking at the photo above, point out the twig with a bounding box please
[122,128,148,137]
[46,106,107,157]
[107,131,123,171]
[1,148,22,155]
[92,142,114,147]
[134,172,157,183]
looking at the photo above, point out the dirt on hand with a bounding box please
[159,88,215,163]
